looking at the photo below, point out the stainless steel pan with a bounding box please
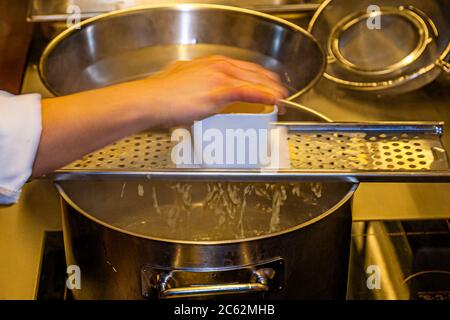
[39,4,326,99]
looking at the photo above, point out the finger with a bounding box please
[213,83,283,107]
[224,59,282,83]
[276,100,286,115]
[203,59,285,94]
[217,63,288,99]
[229,79,286,101]
[197,55,282,83]
[163,60,187,71]
[175,56,287,97]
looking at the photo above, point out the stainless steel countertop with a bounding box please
[1,20,449,299]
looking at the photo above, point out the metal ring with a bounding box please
[322,41,450,92]
[329,6,431,76]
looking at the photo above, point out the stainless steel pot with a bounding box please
[56,103,358,300]
[40,4,357,299]
[39,4,325,99]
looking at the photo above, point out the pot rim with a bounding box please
[57,182,357,246]
[56,101,358,246]
[38,3,326,99]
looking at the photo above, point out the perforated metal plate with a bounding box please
[56,122,450,183]
[289,132,440,170]
[68,132,175,170]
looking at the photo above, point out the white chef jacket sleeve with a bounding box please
[0,91,42,205]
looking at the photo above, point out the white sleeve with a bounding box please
[0,91,42,205]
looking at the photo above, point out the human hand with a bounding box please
[133,55,288,127]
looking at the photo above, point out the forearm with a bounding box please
[31,56,287,177]
[32,80,158,177]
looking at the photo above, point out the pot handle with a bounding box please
[141,259,284,299]
[436,42,450,74]
[159,268,273,299]
[436,59,450,74]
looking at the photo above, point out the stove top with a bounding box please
[35,220,450,300]
[17,15,450,301]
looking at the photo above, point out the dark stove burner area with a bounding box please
[36,232,67,300]
[348,220,450,300]
[36,220,450,300]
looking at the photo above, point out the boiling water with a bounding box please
[113,182,324,241]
